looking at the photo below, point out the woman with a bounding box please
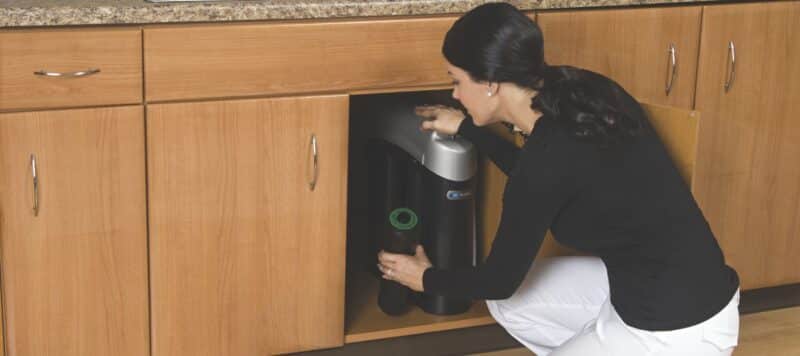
[376,3,740,355]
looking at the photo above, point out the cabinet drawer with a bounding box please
[0,28,142,111]
[144,17,456,102]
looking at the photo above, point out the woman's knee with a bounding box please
[485,256,609,335]
[487,297,593,355]
[486,298,519,329]
[499,256,608,312]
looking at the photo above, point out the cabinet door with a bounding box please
[538,7,701,109]
[148,95,349,355]
[693,2,800,289]
[0,106,149,356]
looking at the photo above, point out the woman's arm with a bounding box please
[457,117,521,176]
[415,105,521,176]
[422,138,576,299]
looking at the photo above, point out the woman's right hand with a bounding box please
[415,105,466,136]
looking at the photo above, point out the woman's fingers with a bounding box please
[416,105,449,132]
[376,248,427,291]
[378,261,404,279]
[377,263,389,274]
[414,106,435,118]
[415,245,427,259]
[415,105,465,136]
[414,105,447,118]
[378,251,409,273]
[377,260,401,280]
[378,250,401,265]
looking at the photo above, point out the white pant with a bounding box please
[486,256,740,356]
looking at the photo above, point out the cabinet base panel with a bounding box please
[345,272,495,343]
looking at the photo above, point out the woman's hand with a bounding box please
[377,245,433,292]
[415,105,466,136]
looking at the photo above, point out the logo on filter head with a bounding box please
[446,190,473,200]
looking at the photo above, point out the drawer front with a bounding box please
[0,28,142,111]
[144,17,456,101]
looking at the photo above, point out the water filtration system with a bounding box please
[359,92,478,316]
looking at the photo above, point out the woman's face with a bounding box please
[447,63,499,126]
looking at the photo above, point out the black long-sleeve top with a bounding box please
[422,103,739,331]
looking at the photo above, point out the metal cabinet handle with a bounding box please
[665,43,678,95]
[31,154,39,217]
[309,134,318,191]
[725,41,736,92]
[33,68,101,78]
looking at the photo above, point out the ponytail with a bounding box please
[532,66,644,147]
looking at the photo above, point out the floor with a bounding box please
[473,306,800,356]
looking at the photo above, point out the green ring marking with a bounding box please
[389,208,418,231]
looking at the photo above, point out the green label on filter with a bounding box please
[389,207,418,231]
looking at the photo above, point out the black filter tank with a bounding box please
[362,93,477,316]
[377,207,420,315]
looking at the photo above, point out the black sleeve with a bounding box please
[457,117,520,176]
[422,136,578,300]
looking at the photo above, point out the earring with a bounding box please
[487,91,493,97]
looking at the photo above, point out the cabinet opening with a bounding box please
[344,90,503,343]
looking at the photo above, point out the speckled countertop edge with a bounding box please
[1,0,717,28]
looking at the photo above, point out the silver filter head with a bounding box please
[361,96,477,182]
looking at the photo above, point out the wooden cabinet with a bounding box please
[147,95,349,355]
[693,2,800,290]
[0,3,797,354]
[537,7,702,109]
[0,106,149,356]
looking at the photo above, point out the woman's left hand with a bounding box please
[377,245,433,292]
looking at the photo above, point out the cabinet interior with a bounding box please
[344,91,497,343]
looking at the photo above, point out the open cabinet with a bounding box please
[343,91,497,343]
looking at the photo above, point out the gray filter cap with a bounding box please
[362,95,477,182]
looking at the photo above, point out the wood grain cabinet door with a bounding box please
[538,7,702,109]
[693,2,800,290]
[0,106,149,356]
[147,95,349,355]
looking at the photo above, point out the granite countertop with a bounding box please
[1,0,713,28]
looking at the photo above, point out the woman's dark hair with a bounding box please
[443,2,643,146]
